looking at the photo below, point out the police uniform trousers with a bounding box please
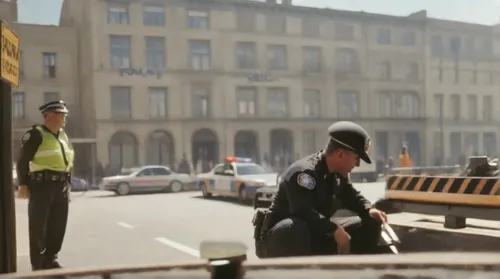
[264,215,381,258]
[28,178,70,270]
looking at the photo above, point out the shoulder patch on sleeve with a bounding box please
[297,173,316,190]
[21,132,31,144]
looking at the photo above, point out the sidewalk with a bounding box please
[15,198,31,272]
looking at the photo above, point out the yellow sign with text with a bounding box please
[1,20,20,88]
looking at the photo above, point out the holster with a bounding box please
[251,208,274,259]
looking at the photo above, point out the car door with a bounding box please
[133,168,157,192]
[216,163,235,196]
[150,167,172,191]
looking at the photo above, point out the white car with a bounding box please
[197,157,278,203]
[100,165,196,196]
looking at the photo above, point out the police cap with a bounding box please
[327,121,372,164]
[39,100,69,114]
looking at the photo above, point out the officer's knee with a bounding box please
[266,217,311,257]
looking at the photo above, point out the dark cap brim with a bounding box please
[360,151,372,164]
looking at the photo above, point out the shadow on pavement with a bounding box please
[191,195,252,207]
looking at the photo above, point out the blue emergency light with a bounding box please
[225,157,253,163]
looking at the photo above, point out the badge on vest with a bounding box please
[297,173,316,190]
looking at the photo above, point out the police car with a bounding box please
[99,165,196,196]
[253,174,280,209]
[197,157,278,203]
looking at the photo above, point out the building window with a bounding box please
[303,89,321,118]
[266,14,286,35]
[337,90,359,118]
[336,48,358,72]
[107,3,129,24]
[378,91,420,118]
[44,92,60,103]
[143,5,164,26]
[377,61,391,79]
[189,40,211,70]
[377,28,391,44]
[402,31,416,46]
[302,18,319,37]
[149,87,167,119]
[110,86,131,119]
[431,35,443,56]
[12,92,25,118]
[303,46,321,73]
[483,95,493,121]
[145,36,165,69]
[302,130,317,155]
[466,95,477,120]
[236,87,256,117]
[334,23,354,40]
[110,35,131,68]
[450,94,460,120]
[42,52,56,78]
[236,10,255,32]
[188,10,209,29]
[433,94,444,119]
[406,62,419,81]
[191,85,210,118]
[266,87,288,118]
[235,42,256,69]
[267,44,287,70]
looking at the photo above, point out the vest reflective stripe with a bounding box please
[29,126,75,172]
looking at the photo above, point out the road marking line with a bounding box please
[155,237,200,258]
[117,221,134,229]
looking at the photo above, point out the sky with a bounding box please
[15,0,500,26]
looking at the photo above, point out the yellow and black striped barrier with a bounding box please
[386,175,500,207]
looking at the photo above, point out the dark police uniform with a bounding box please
[254,121,381,258]
[16,100,74,270]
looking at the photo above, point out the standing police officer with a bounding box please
[16,100,74,270]
[261,121,387,257]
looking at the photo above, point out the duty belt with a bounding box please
[30,171,71,182]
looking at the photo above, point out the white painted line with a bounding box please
[117,221,134,229]
[155,237,200,258]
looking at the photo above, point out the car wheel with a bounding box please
[170,181,183,193]
[116,182,130,196]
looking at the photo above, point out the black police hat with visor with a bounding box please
[327,121,372,167]
[39,100,69,115]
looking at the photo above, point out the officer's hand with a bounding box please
[333,226,351,255]
[18,185,30,200]
[369,208,387,223]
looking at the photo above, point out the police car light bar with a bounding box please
[225,157,252,163]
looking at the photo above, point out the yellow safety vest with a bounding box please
[29,126,75,172]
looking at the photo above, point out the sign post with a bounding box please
[0,19,20,274]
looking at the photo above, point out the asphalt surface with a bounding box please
[14,182,386,273]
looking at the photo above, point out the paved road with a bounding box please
[14,182,386,273]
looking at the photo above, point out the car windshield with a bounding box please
[236,165,269,175]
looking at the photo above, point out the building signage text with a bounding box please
[247,72,278,83]
[0,21,20,88]
[119,68,163,79]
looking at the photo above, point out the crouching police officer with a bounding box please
[16,100,74,270]
[253,121,387,258]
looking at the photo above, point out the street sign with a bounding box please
[0,20,20,88]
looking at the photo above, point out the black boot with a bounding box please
[42,255,64,269]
